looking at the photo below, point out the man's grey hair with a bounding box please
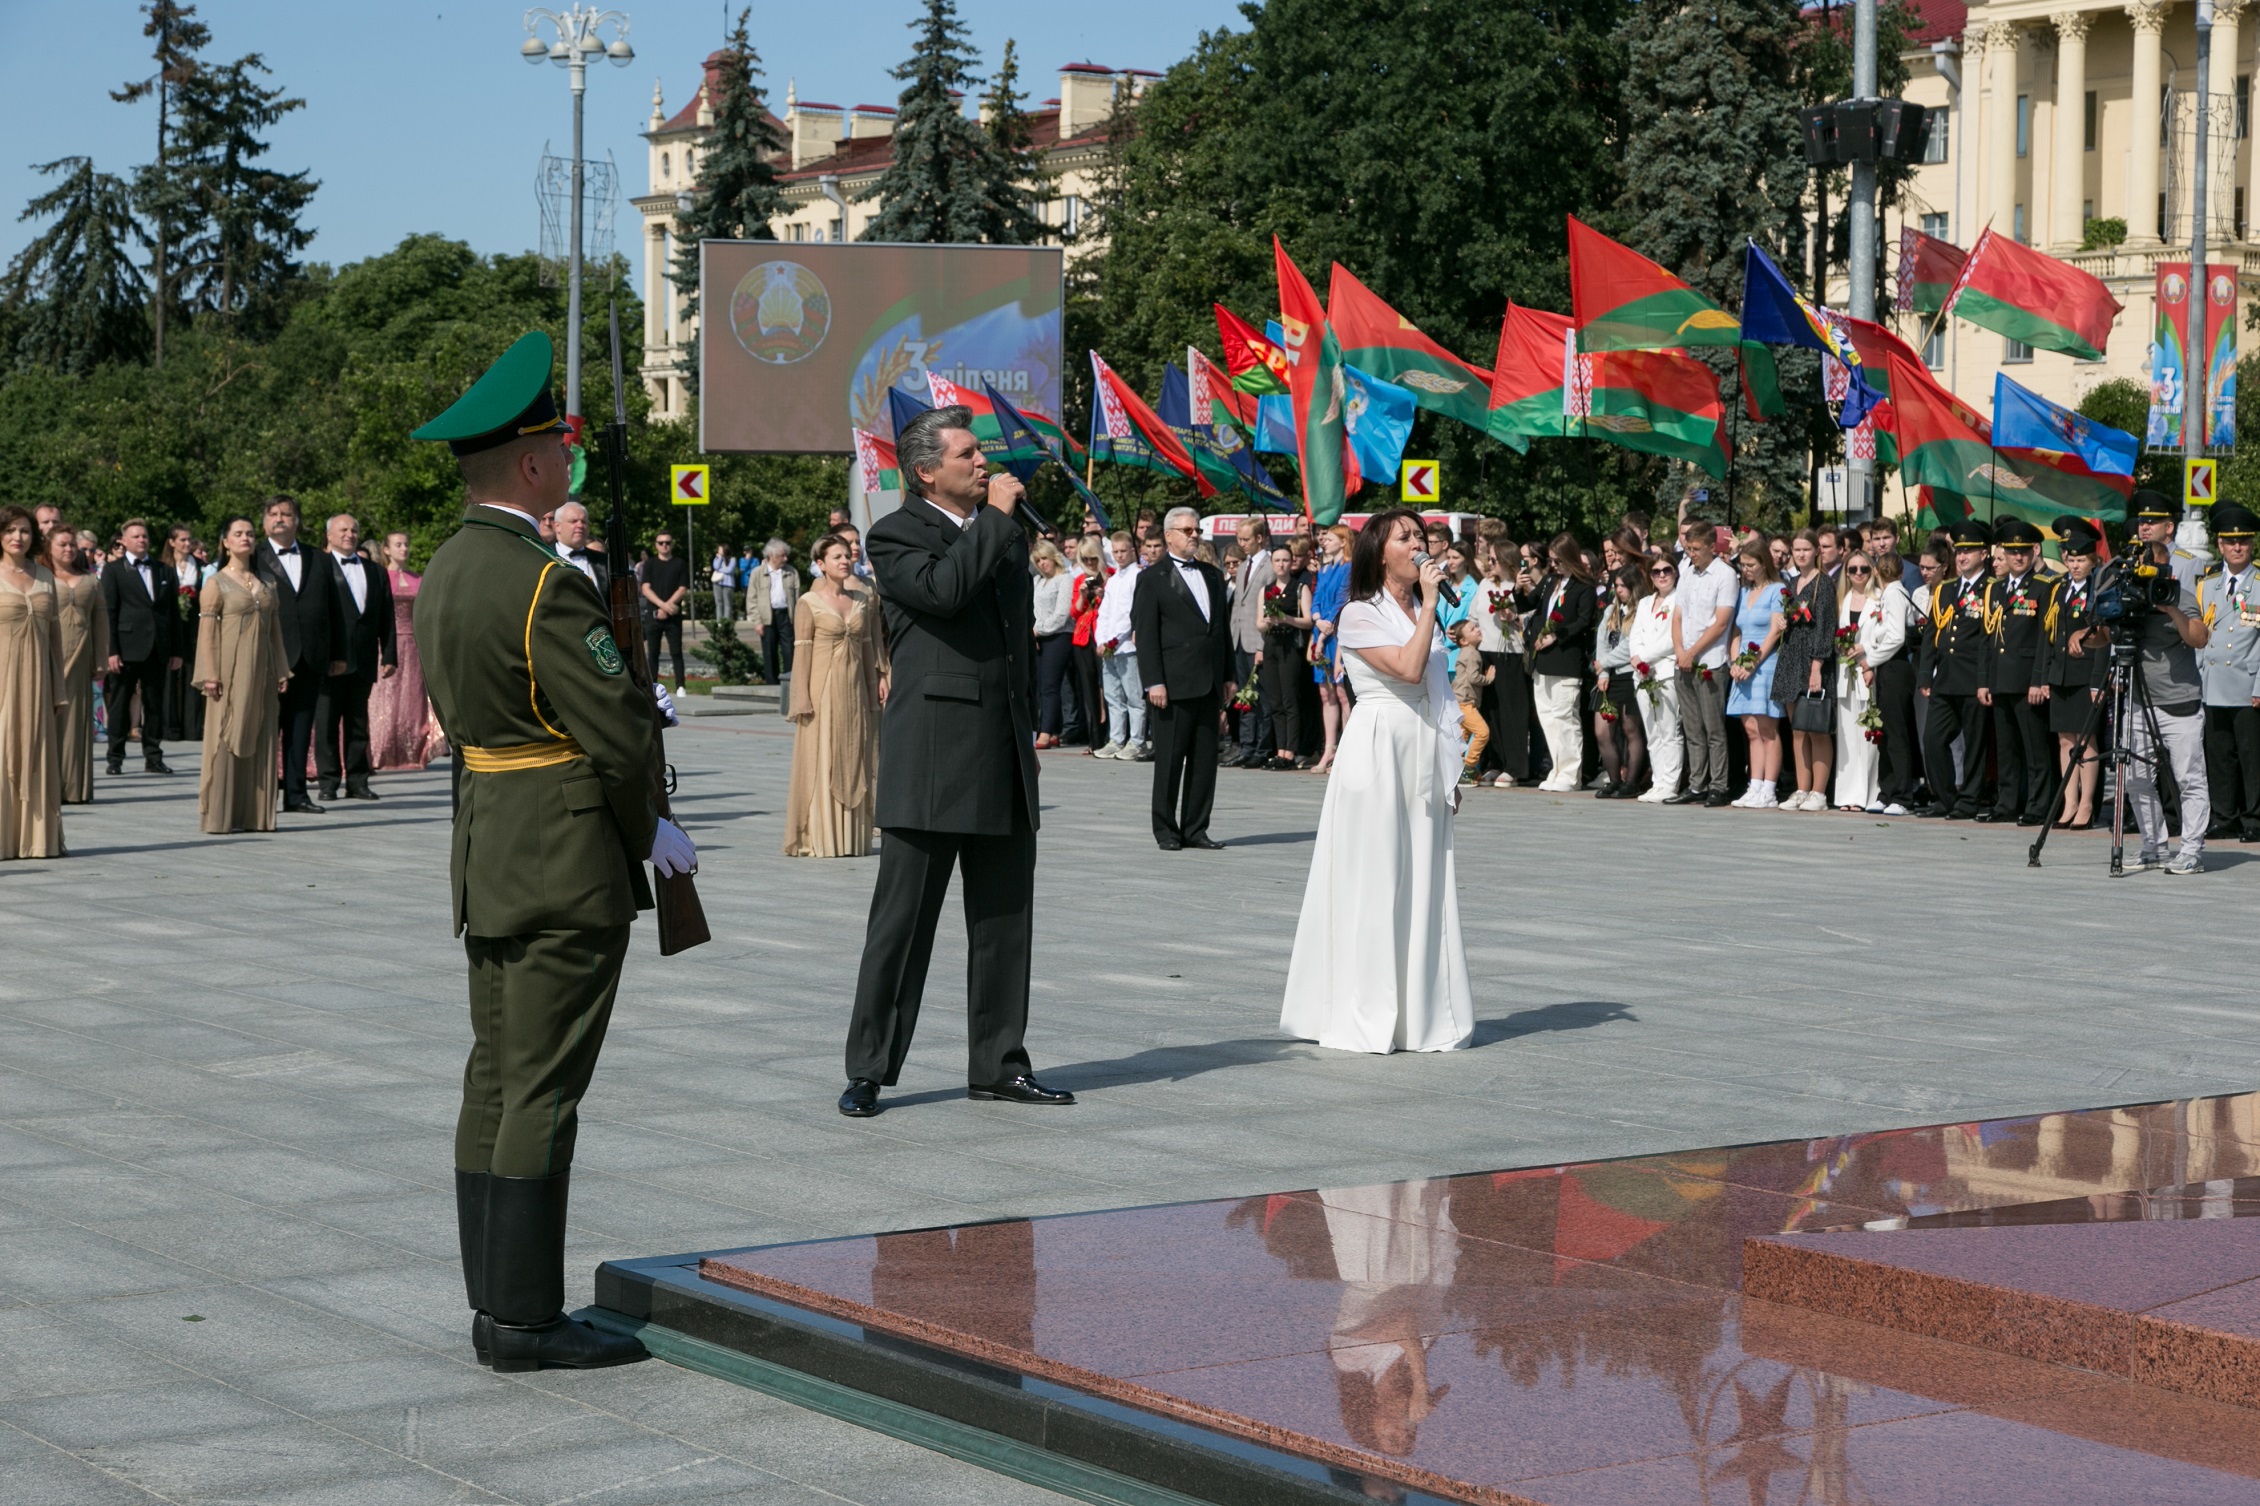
[896,405,974,498]
[764,537,789,559]
[554,500,589,521]
[327,512,357,533]
[1163,505,1201,536]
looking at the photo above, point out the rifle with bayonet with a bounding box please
[602,299,710,955]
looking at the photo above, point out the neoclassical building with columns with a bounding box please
[1886,0,2253,429]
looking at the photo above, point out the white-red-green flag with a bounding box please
[1087,352,1215,497]
[852,428,899,492]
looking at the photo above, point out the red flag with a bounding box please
[1948,228,2123,361]
[1274,238,1360,522]
[1088,353,1215,497]
[1567,215,1743,351]
[1214,304,1291,396]
[1487,303,1576,440]
[1186,346,1257,429]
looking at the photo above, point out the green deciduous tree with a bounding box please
[174,53,317,337]
[111,0,210,367]
[857,0,1000,244]
[3,158,149,373]
[668,8,786,396]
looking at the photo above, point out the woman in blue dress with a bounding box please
[1725,536,1788,808]
[1307,524,1354,773]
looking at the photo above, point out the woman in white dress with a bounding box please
[1282,509,1474,1054]
[1627,554,1683,801]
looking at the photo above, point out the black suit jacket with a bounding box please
[253,540,348,675]
[327,553,397,681]
[1132,554,1234,699]
[1518,572,1597,679]
[99,554,179,665]
[865,498,1040,835]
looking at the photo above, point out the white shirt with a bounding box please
[122,552,154,598]
[558,543,599,586]
[1168,550,1211,620]
[1032,571,1073,635]
[267,537,304,591]
[1097,562,1141,649]
[333,550,367,613]
[763,563,792,608]
[1675,557,1739,668]
[922,497,973,531]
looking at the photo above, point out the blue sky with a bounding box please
[2,1,1246,294]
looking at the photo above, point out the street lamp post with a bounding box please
[523,6,634,426]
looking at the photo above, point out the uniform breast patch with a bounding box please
[585,626,625,676]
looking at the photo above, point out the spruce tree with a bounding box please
[857,0,993,243]
[970,40,1049,246]
[176,54,316,337]
[668,7,786,395]
[111,0,209,367]
[3,158,150,372]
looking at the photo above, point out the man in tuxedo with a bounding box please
[551,501,607,592]
[98,518,182,776]
[838,406,1072,1119]
[1134,506,1236,851]
[254,495,348,814]
[314,514,397,801]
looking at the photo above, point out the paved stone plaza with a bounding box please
[5,718,2259,1505]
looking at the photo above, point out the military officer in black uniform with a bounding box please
[1918,521,1995,818]
[1976,518,2052,824]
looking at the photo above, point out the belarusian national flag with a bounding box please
[1486,303,1572,444]
[1187,346,1258,430]
[1895,227,1966,316]
[1088,352,1216,497]
[1215,304,1290,396]
[1327,265,1496,437]
[852,428,899,493]
[1568,215,1743,351]
[1161,363,1290,509]
[1947,227,2123,361]
[1274,237,1357,523]
[1582,348,1732,479]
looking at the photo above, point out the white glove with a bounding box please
[649,817,697,877]
[653,683,680,727]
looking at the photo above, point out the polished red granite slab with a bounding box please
[699,1092,2260,1505]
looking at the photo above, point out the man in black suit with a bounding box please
[1133,506,1236,851]
[838,406,1072,1119]
[314,513,397,802]
[98,517,182,776]
[253,495,348,814]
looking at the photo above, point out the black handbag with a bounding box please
[1790,686,1835,733]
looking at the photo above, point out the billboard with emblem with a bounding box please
[2147,262,2238,451]
[698,242,1064,455]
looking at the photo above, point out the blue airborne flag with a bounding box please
[1160,363,1292,509]
[1739,241,1882,429]
[982,377,1109,530]
[1342,364,1417,482]
[886,384,931,441]
[1992,373,2138,481]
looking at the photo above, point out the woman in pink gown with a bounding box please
[367,531,445,769]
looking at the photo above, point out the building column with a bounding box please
[647,226,665,347]
[1985,24,2024,238]
[2129,1,2173,243]
[2213,0,2246,101]
[2053,12,2094,247]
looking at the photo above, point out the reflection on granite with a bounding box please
[699,1091,2260,1505]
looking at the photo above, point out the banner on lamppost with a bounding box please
[2147,262,2238,450]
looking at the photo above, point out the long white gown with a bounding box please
[1281,592,1474,1053]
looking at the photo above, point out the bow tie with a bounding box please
[569,549,590,560]
[276,544,299,555]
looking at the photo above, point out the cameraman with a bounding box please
[2121,490,2213,874]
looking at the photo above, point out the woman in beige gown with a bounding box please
[0,506,67,858]
[44,527,108,803]
[194,517,291,835]
[783,533,888,858]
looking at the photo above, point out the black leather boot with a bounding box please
[456,1170,493,1365]
[482,1170,646,1373]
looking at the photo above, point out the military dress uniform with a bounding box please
[1979,518,2053,824]
[2033,525,2109,742]
[412,332,659,1372]
[2196,502,2260,839]
[1919,525,1995,818]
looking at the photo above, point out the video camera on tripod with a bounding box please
[2090,554,2182,623]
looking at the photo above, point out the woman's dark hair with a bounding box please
[0,505,35,556]
[1924,535,1954,567]
[810,533,851,565]
[1348,507,1425,602]
[1549,531,1595,584]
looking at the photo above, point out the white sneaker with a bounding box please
[1755,788,1782,809]
[1782,789,1811,811]
[2168,847,2205,875]
[1881,803,1908,816]
[1731,783,1759,808]
[2128,849,2165,873]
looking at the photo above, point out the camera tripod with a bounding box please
[2026,627,2170,873]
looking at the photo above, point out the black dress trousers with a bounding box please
[1990,695,2053,819]
[2204,704,2260,828]
[103,655,168,763]
[316,672,376,795]
[280,668,324,799]
[1151,689,1222,843]
[1923,691,1990,814]
[1870,656,1920,805]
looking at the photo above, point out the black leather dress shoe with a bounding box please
[1661,790,1702,805]
[1915,804,1952,819]
[1702,792,1733,808]
[1183,835,1226,850]
[1156,835,1183,851]
[319,786,338,801]
[284,798,327,814]
[487,1313,647,1373]
[838,1079,881,1117]
[2243,823,2260,843]
[105,763,124,777]
[968,1074,1075,1105]
[344,788,379,801]
[1972,809,2000,823]
[473,1310,495,1366]
[2016,813,2048,827]
[144,758,173,775]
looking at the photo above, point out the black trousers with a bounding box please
[1482,651,1533,781]
[1262,631,1304,759]
[1151,689,1222,843]
[315,672,376,795]
[1990,691,2052,819]
[646,616,685,687]
[1068,640,1104,748]
[279,666,324,799]
[761,606,793,684]
[1871,656,1920,805]
[103,654,168,764]
[1233,647,1269,755]
[845,801,1035,1089]
[1923,689,1991,814]
[2204,703,2260,828]
[1034,632,1072,736]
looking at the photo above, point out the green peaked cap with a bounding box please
[411,331,566,456]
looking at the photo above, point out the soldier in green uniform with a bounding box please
[2196,501,2260,840]
[412,331,698,1372]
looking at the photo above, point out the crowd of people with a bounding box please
[0,497,444,855]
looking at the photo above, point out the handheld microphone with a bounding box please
[1410,551,1461,608]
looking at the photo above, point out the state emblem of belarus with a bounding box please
[730,261,832,366]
